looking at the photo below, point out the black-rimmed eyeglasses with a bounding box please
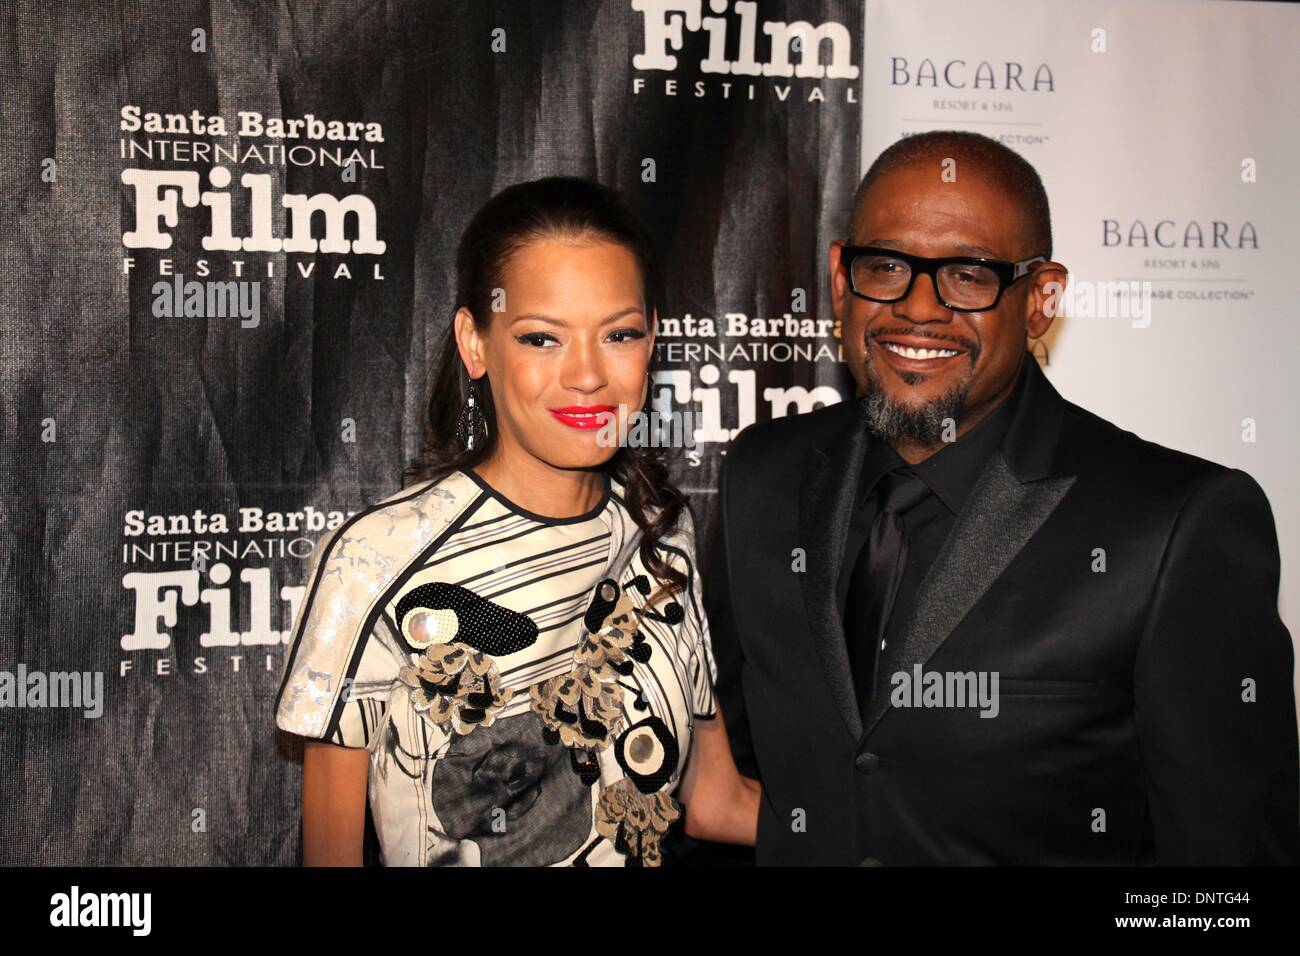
[840,245,1048,312]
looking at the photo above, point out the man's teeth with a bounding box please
[882,342,959,360]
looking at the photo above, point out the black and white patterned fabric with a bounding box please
[274,468,716,866]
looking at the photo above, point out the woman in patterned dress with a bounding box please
[274,177,759,866]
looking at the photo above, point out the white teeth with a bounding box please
[882,342,959,359]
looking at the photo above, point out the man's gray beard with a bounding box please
[861,371,972,445]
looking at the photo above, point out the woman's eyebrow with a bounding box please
[510,308,645,326]
[600,307,645,325]
[510,313,566,326]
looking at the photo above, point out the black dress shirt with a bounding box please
[836,361,1030,711]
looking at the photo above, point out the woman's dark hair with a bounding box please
[404,176,688,601]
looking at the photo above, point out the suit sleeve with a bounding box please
[1133,467,1300,864]
[703,445,761,780]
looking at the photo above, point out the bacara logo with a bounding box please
[889,57,1055,92]
[632,0,858,79]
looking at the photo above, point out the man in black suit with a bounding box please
[705,130,1299,865]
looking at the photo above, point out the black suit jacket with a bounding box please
[706,356,1300,865]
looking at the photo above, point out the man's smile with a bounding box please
[871,332,974,374]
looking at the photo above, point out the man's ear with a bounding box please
[1027,262,1068,340]
[829,240,849,320]
[453,307,487,379]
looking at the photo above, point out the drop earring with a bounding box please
[456,376,489,451]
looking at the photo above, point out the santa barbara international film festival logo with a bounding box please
[116,504,356,681]
[630,0,860,102]
[646,303,849,463]
[116,105,389,332]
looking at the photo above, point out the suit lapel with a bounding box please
[860,357,1077,740]
[860,454,1076,738]
[797,402,870,742]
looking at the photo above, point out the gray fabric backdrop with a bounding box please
[0,0,861,864]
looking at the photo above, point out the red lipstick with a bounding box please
[549,405,618,430]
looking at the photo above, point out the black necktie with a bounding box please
[843,468,931,718]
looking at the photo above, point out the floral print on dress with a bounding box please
[592,778,681,868]
[530,574,689,866]
[530,669,625,749]
[399,642,512,735]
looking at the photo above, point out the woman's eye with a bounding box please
[607,327,647,343]
[516,332,558,348]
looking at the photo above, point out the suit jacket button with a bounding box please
[855,752,880,774]
[860,856,883,866]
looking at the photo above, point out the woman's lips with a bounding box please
[549,405,618,430]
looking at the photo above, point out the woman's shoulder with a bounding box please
[375,469,479,513]
[367,469,479,525]
[309,470,483,569]
[607,476,701,561]
[276,470,486,738]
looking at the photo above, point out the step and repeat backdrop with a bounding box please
[1,0,1294,864]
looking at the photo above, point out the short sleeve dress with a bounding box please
[273,468,717,866]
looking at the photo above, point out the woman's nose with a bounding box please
[560,340,607,393]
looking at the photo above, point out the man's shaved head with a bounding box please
[848,131,1052,260]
